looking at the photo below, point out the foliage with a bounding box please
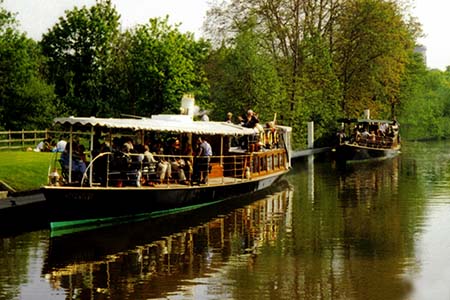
[40,0,120,117]
[399,53,450,140]
[333,0,416,118]
[206,20,284,124]
[3,0,450,145]
[120,17,210,117]
[204,0,418,145]
[0,2,58,130]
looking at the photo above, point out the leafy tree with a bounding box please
[298,33,342,146]
[122,17,210,116]
[40,0,120,117]
[206,20,284,123]
[334,0,416,118]
[204,0,343,147]
[399,53,450,139]
[0,2,57,130]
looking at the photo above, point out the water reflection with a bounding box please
[43,183,294,299]
[286,155,417,300]
[5,141,450,299]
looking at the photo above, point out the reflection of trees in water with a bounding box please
[44,188,293,299]
[285,156,420,300]
[0,231,49,300]
[337,157,400,207]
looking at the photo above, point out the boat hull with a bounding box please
[41,172,288,230]
[333,143,400,163]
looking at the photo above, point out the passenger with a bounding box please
[111,137,121,152]
[182,143,194,181]
[225,112,233,123]
[193,136,212,184]
[156,147,171,184]
[336,129,346,145]
[60,142,87,179]
[93,141,110,185]
[361,127,370,140]
[135,144,158,186]
[55,136,67,152]
[167,138,187,184]
[379,122,389,135]
[353,125,361,143]
[242,109,259,128]
[143,144,158,164]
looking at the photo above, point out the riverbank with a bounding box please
[0,151,52,193]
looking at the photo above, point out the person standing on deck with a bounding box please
[225,112,233,123]
[194,136,212,184]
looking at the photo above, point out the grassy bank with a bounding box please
[0,151,55,193]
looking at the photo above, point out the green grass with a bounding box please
[0,151,56,192]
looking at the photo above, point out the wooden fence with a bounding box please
[0,129,63,151]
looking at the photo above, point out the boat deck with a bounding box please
[46,170,289,191]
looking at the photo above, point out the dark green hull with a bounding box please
[42,172,288,234]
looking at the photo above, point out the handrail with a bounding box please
[56,148,288,188]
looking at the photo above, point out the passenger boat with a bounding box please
[332,111,401,163]
[41,95,292,232]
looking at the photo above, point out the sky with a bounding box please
[3,0,450,70]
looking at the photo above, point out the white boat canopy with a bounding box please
[54,115,263,136]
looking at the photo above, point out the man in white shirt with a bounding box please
[56,136,67,152]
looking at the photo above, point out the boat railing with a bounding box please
[346,134,399,149]
[48,149,288,188]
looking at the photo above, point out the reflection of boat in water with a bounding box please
[41,95,292,234]
[332,111,400,163]
[43,182,293,298]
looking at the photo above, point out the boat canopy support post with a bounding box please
[89,125,94,186]
[68,125,73,183]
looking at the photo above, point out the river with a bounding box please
[1,140,450,300]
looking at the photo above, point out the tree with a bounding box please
[206,20,284,123]
[399,53,450,140]
[122,17,210,116]
[204,0,343,147]
[334,0,416,118]
[0,2,57,130]
[40,0,120,117]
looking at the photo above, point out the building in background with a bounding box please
[414,44,427,67]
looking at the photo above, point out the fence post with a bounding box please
[22,129,25,149]
[8,130,11,148]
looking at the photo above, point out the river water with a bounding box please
[1,140,450,300]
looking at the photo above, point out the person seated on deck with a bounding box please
[93,141,111,185]
[379,122,389,136]
[156,147,171,184]
[167,138,187,184]
[60,142,87,182]
[360,127,370,142]
[54,136,67,153]
[137,144,159,186]
[182,142,194,181]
